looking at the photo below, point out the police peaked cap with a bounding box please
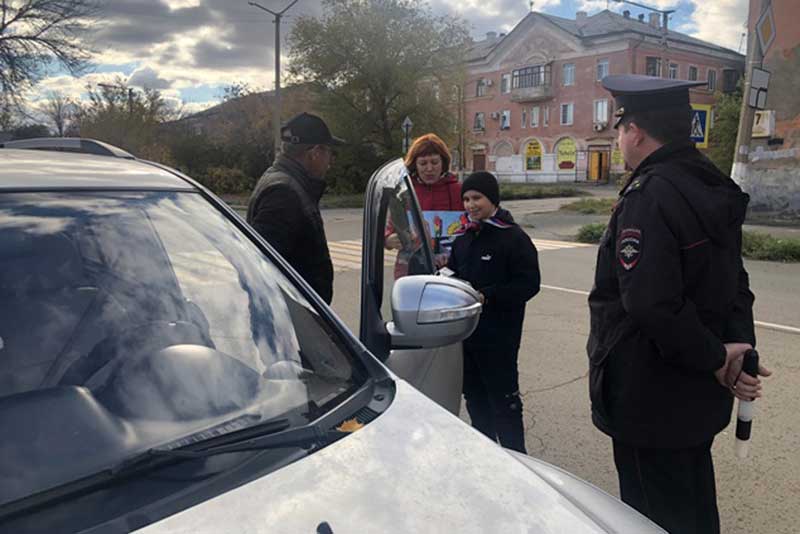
[602,75,707,128]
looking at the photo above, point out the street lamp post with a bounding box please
[249,0,300,160]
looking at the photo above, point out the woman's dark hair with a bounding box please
[404,133,451,175]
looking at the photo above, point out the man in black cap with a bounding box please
[587,75,771,533]
[247,112,345,304]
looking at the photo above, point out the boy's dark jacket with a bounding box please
[447,208,540,349]
[587,141,755,449]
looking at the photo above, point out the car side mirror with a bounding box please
[387,275,481,349]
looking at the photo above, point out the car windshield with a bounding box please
[0,191,368,506]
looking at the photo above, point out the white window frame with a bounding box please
[500,110,511,130]
[521,108,527,128]
[560,103,574,126]
[562,63,575,86]
[646,56,662,77]
[688,65,698,81]
[473,112,485,131]
[593,99,608,124]
[530,106,539,127]
[543,106,550,127]
[668,63,678,79]
[596,59,609,81]
[501,73,511,94]
[476,79,487,97]
[708,69,717,91]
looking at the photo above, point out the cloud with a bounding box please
[128,66,173,90]
[683,0,748,51]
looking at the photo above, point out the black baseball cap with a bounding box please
[602,75,707,128]
[280,112,346,146]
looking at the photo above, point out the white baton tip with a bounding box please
[735,439,750,459]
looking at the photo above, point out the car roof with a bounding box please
[0,149,197,191]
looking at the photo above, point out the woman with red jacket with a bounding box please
[386,133,462,276]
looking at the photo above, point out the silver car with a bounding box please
[0,139,664,533]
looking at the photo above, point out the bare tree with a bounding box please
[0,0,98,109]
[38,90,74,135]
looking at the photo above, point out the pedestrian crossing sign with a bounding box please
[690,104,712,149]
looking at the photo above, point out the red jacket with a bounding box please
[411,172,463,211]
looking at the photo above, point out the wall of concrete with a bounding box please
[738,0,800,217]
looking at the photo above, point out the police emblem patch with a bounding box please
[618,228,642,271]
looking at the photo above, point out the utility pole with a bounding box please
[249,0,300,160]
[732,0,770,185]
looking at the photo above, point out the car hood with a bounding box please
[136,381,664,533]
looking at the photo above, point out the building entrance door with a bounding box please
[472,153,486,171]
[588,149,610,182]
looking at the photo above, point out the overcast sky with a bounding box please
[31,0,748,114]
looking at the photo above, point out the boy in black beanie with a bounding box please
[446,171,541,453]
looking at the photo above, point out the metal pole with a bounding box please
[274,13,281,158]
[731,0,768,185]
[249,0,300,161]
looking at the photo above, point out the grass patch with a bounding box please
[499,184,588,200]
[742,231,800,262]
[560,197,616,214]
[576,223,607,244]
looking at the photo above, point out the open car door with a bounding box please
[359,159,463,415]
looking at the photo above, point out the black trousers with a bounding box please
[462,344,526,453]
[612,439,719,534]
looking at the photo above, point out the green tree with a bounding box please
[707,85,743,175]
[76,80,178,162]
[288,0,469,159]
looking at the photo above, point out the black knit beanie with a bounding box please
[461,171,500,206]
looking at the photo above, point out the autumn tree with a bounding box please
[288,0,469,156]
[0,0,98,110]
[707,85,743,175]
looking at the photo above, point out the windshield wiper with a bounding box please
[0,417,343,522]
[111,422,346,477]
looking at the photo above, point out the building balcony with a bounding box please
[510,85,554,103]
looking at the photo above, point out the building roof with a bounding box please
[467,9,743,63]
[0,149,195,190]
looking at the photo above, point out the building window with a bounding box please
[530,106,539,127]
[688,66,698,81]
[708,69,717,91]
[669,63,678,79]
[543,106,550,127]
[722,69,740,93]
[562,63,575,86]
[646,56,662,77]
[500,110,511,130]
[521,109,527,128]
[473,112,485,131]
[560,103,573,126]
[501,73,511,94]
[512,64,552,89]
[596,59,609,81]
[593,99,608,124]
[476,79,487,97]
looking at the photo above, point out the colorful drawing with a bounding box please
[422,210,465,254]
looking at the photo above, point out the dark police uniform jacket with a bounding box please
[587,141,755,449]
[447,208,541,350]
[247,155,334,304]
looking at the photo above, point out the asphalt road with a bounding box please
[324,199,800,534]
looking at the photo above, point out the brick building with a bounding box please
[462,9,745,183]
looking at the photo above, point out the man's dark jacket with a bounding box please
[246,155,333,304]
[447,208,541,350]
[587,141,755,449]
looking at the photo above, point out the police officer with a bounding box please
[587,75,772,534]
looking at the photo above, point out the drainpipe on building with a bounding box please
[731,0,769,186]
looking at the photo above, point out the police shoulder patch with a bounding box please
[617,228,642,271]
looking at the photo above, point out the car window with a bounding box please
[380,176,434,320]
[0,191,368,505]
